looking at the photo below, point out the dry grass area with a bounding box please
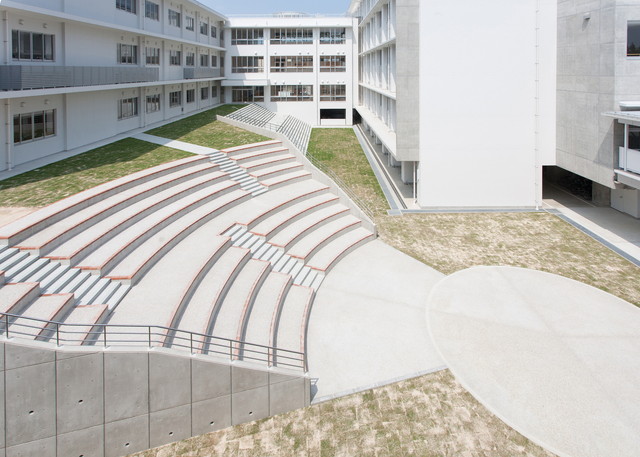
[131,370,554,457]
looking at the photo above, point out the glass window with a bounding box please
[201,87,209,100]
[628,22,640,56]
[169,50,181,66]
[211,55,218,67]
[169,90,182,107]
[320,55,346,72]
[200,54,209,67]
[168,9,181,27]
[320,85,346,101]
[33,111,45,139]
[146,47,160,65]
[211,26,217,38]
[20,31,31,60]
[13,111,56,144]
[270,85,313,102]
[270,56,313,73]
[270,28,313,45]
[186,89,195,103]
[32,33,43,60]
[45,110,55,136]
[231,56,264,73]
[117,44,138,64]
[146,94,161,113]
[11,30,19,60]
[118,97,139,119]
[185,16,195,31]
[200,22,209,35]
[13,30,55,61]
[21,114,33,142]
[212,85,218,98]
[232,86,265,103]
[231,29,264,45]
[13,115,20,144]
[186,52,195,66]
[320,28,346,44]
[116,0,136,14]
[145,1,159,20]
[43,34,54,61]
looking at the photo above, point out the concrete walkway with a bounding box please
[133,133,219,155]
[307,239,445,401]
[427,266,640,457]
[543,184,640,264]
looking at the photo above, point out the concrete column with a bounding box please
[592,182,612,207]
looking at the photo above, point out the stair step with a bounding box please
[9,293,75,340]
[60,271,92,294]
[43,266,78,293]
[0,282,40,315]
[0,250,30,272]
[9,257,50,283]
[82,279,116,306]
[105,284,130,310]
[4,254,40,279]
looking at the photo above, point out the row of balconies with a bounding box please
[0,65,224,91]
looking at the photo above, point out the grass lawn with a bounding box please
[132,370,554,457]
[0,138,191,207]
[146,105,269,149]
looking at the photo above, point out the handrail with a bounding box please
[0,311,306,371]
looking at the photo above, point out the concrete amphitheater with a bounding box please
[0,106,638,457]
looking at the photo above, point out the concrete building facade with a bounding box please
[0,0,227,173]
[223,14,357,126]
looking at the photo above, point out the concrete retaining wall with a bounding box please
[0,339,310,457]
[217,115,378,234]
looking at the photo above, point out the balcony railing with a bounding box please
[618,146,640,174]
[0,65,159,91]
[183,67,223,79]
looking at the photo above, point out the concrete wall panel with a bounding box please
[232,366,269,393]
[5,362,56,446]
[104,415,149,457]
[191,396,232,435]
[232,386,270,424]
[270,378,306,416]
[104,352,149,423]
[57,425,104,457]
[5,343,54,370]
[192,359,230,402]
[56,353,104,434]
[5,437,55,457]
[149,353,191,412]
[149,404,192,449]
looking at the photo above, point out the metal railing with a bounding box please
[0,312,306,371]
[0,65,159,91]
[183,67,223,79]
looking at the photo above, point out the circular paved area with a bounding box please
[427,266,640,457]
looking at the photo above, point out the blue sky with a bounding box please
[199,0,351,15]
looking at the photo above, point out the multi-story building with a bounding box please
[0,0,226,173]
[223,14,357,126]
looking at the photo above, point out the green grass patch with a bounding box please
[0,138,191,207]
[307,128,388,215]
[146,105,269,149]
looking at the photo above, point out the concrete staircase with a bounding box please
[0,140,375,366]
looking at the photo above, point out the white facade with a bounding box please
[0,0,226,172]
[223,15,357,126]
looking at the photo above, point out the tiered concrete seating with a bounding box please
[226,103,276,128]
[0,138,375,368]
[278,115,312,152]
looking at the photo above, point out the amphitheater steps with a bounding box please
[260,170,312,190]
[14,161,219,256]
[61,304,109,345]
[307,227,376,274]
[273,285,315,359]
[239,193,340,239]
[268,204,351,251]
[105,190,250,284]
[288,215,362,262]
[8,293,75,339]
[209,259,271,345]
[241,153,297,174]
[230,147,290,165]
[0,282,40,314]
[170,247,251,350]
[44,171,232,265]
[240,272,292,354]
[250,163,305,182]
[0,155,209,247]
[221,140,282,157]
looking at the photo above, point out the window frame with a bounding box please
[628,21,640,57]
[169,50,182,66]
[118,97,139,120]
[270,55,314,73]
[320,28,346,45]
[185,16,195,31]
[117,43,138,65]
[13,110,56,144]
[270,85,314,102]
[168,9,181,28]
[116,0,136,14]
[169,90,182,107]
[145,1,160,20]
[231,28,264,45]
[320,84,347,101]
[200,22,209,36]
[145,47,160,65]
[201,87,209,100]
[146,94,161,113]
[231,56,265,73]
[12,30,55,62]
[270,28,313,45]
[319,55,346,72]
[186,89,195,104]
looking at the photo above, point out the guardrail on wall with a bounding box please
[0,311,306,371]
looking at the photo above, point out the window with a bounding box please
[270,85,313,102]
[320,55,346,72]
[169,50,181,66]
[186,89,195,103]
[145,1,159,20]
[146,47,160,65]
[212,85,218,98]
[231,56,264,73]
[146,94,161,113]
[200,54,209,67]
[629,22,640,56]
[211,26,217,38]
[320,28,346,44]
[168,9,181,27]
[169,90,182,107]
[232,86,264,103]
[201,87,209,100]
[117,44,138,64]
[270,28,312,45]
[13,110,56,144]
[116,0,136,14]
[118,97,139,119]
[11,31,54,61]
[185,52,195,66]
[185,16,195,31]
[220,30,225,43]
[231,28,264,45]
[200,22,209,35]
[211,55,218,67]
[270,56,313,72]
[320,85,346,101]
